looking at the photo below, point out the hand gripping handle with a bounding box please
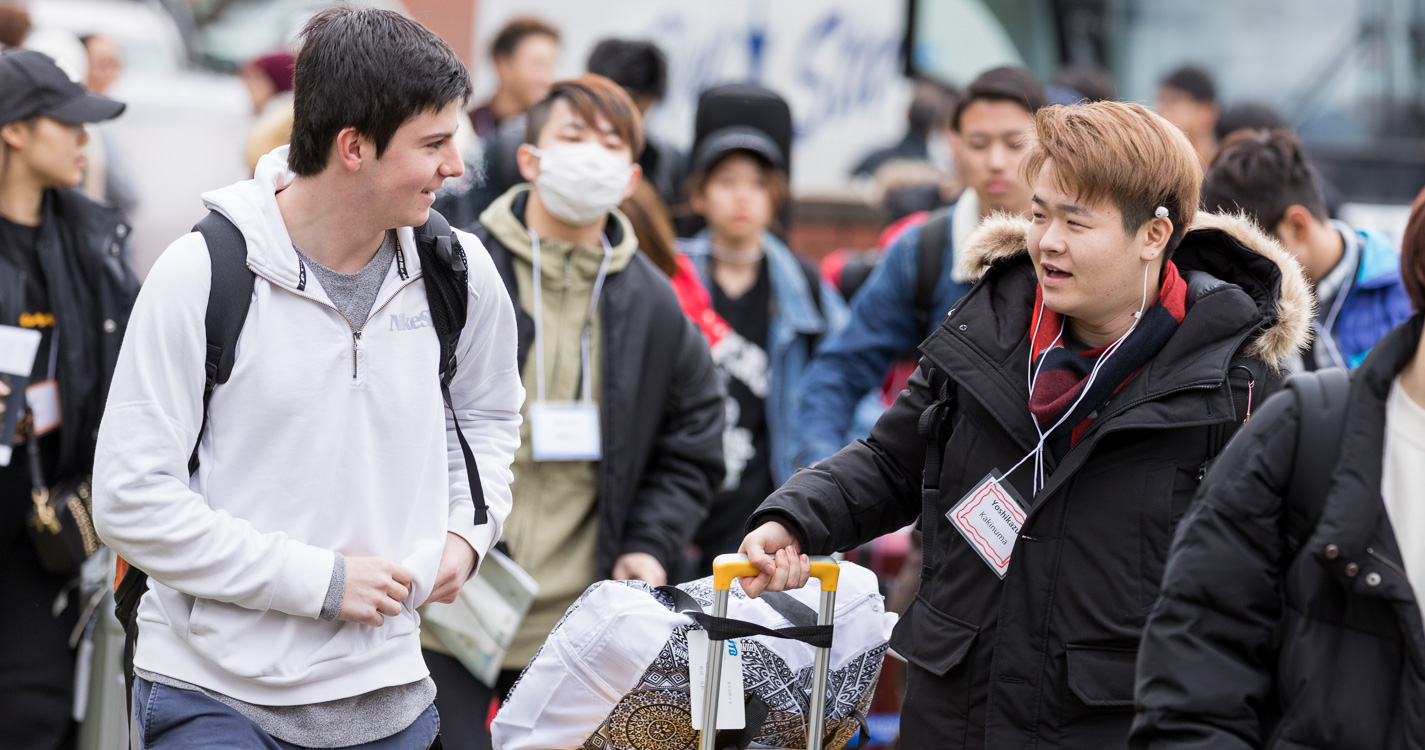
[712,553,840,592]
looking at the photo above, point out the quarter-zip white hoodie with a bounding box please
[93,147,523,706]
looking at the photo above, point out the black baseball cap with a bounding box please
[0,49,125,127]
[691,83,793,177]
[690,125,786,175]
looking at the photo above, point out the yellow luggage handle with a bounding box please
[712,553,840,592]
[702,553,840,750]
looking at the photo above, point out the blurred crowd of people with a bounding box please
[2,5,1425,750]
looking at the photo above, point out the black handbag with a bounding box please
[24,432,99,576]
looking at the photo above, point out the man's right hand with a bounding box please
[338,557,415,627]
[738,521,811,598]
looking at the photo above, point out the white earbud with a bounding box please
[1154,206,1169,219]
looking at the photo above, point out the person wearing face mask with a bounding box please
[736,101,1313,747]
[795,66,1047,469]
[437,74,724,749]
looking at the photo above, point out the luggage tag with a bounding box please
[25,380,61,436]
[947,471,1028,578]
[529,401,601,461]
[687,631,746,729]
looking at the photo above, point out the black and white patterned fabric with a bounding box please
[493,564,889,750]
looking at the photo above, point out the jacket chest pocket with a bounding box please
[1065,644,1137,707]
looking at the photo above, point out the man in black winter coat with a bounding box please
[1131,189,1425,750]
[737,101,1313,748]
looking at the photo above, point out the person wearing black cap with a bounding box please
[0,47,136,749]
[675,86,848,580]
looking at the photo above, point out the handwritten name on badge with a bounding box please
[948,472,1028,578]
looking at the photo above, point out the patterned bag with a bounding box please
[492,562,889,750]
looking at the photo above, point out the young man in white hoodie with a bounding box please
[92,8,523,749]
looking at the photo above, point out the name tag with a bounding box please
[947,471,1028,578]
[688,630,746,730]
[26,379,61,436]
[529,402,601,461]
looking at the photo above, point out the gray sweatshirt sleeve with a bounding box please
[319,553,346,622]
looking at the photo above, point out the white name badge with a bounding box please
[529,402,601,461]
[688,630,746,730]
[26,379,61,436]
[947,471,1028,578]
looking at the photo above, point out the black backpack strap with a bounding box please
[414,210,488,526]
[1282,367,1352,556]
[190,211,255,475]
[122,210,255,741]
[911,209,951,337]
[797,259,828,353]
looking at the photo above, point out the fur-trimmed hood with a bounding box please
[958,211,1315,369]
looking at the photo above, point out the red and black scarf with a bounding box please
[1028,261,1188,459]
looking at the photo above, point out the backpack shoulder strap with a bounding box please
[414,209,489,527]
[912,208,951,337]
[414,208,464,385]
[120,210,253,737]
[798,258,827,352]
[1283,367,1352,555]
[191,210,255,475]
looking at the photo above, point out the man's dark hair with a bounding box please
[1160,65,1216,104]
[1215,101,1288,141]
[1202,128,1328,236]
[951,66,1047,132]
[287,7,473,177]
[586,39,667,103]
[491,16,559,61]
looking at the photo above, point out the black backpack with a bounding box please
[1281,367,1353,555]
[910,207,951,340]
[112,208,488,707]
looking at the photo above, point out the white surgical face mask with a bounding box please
[529,143,634,226]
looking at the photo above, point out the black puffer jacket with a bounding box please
[0,188,137,480]
[748,212,1312,748]
[1132,314,1425,750]
[469,210,725,577]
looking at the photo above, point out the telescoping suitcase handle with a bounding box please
[701,553,841,750]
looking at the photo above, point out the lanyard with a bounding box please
[526,226,612,404]
[1008,297,1140,494]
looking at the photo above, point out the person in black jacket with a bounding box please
[737,101,1313,748]
[425,75,725,750]
[1130,188,1425,749]
[0,49,136,750]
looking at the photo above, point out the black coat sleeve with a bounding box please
[1131,391,1300,749]
[620,315,726,568]
[746,356,940,555]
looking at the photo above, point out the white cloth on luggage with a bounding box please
[492,561,889,750]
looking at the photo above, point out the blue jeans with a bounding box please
[133,677,440,749]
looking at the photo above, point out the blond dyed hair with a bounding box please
[1022,101,1202,256]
